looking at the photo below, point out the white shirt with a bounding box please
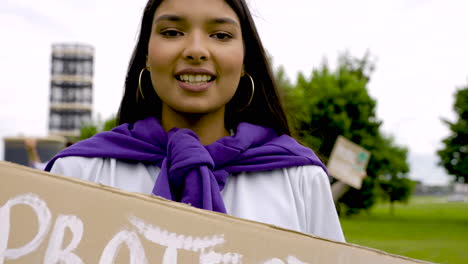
[50,156,345,242]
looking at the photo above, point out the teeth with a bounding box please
[179,74,212,83]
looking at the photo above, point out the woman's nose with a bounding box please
[182,32,209,63]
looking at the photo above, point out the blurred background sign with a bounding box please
[328,136,370,189]
[3,137,66,167]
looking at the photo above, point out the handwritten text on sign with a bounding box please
[0,193,306,264]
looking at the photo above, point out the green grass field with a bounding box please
[340,196,468,264]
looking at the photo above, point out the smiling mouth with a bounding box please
[175,74,216,85]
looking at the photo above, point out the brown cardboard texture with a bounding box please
[327,136,370,189]
[0,161,431,263]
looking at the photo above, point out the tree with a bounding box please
[379,176,415,215]
[279,52,412,215]
[79,115,117,140]
[437,86,468,183]
[79,124,98,141]
[374,135,415,214]
[282,53,381,157]
[102,116,117,132]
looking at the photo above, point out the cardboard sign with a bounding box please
[0,161,430,263]
[327,136,371,189]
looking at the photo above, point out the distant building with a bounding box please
[3,137,66,167]
[49,43,94,138]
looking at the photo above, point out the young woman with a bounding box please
[46,0,345,242]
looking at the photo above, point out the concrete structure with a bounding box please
[3,137,66,167]
[49,43,94,138]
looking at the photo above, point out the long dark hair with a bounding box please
[117,0,292,136]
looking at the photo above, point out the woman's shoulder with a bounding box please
[229,164,330,197]
[50,156,158,194]
[275,165,330,189]
[52,156,102,164]
[282,165,328,178]
[51,156,104,169]
[50,156,109,181]
[229,164,328,186]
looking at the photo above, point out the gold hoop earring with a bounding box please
[245,73,255,106]
[238,73,255,111]
[137,68,147,101]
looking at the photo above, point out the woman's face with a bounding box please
[147,0,244,115]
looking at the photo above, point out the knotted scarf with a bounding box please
[45,117,326,213]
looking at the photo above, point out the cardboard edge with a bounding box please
[0,161,434,264]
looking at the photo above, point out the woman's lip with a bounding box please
[177,80,213,92]
[175,68,216,76]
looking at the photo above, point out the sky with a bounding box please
[1,0,467,185]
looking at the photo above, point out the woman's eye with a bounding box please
[211,32,232,40]
[161,30,183,38]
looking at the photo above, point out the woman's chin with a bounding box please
[168,104,225,117]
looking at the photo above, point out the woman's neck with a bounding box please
[160,105,230,145]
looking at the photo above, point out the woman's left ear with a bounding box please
[241,65,245,77]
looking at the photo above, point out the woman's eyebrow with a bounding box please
[154,14,239,28]
[154,14,184,24]
[208,17,240,27]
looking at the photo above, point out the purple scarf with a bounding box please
[45,117,326,213]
